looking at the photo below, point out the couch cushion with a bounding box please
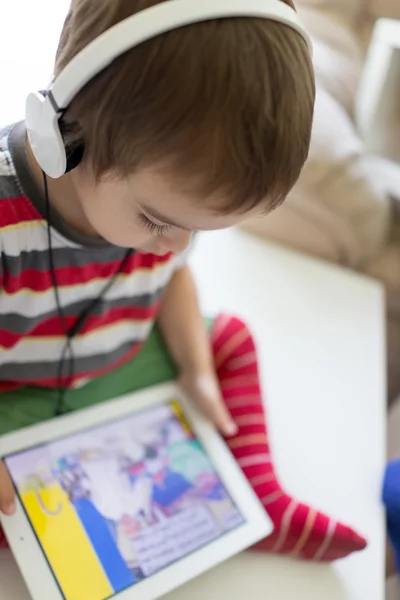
[297,4,364,113]
[297,0,365,26]
[292,86,390,267]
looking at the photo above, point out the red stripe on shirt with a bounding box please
[2,252,173,294]
[0,196,43,227]
[0,304,159,349]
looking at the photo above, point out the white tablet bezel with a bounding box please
[0,382,273,600]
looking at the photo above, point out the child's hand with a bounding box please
[179,369,238,437]
[157,266,238,439]
[0,461,16,515]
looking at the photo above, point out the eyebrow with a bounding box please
[140,205,191,231]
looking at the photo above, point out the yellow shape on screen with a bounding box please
[170,400,193,436]
[21,484,113,600]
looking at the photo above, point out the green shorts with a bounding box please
[0,326,185,436]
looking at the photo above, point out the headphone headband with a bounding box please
[26,0,312,178]
[53,0,312,110]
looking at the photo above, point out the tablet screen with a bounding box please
[4,400,244,600]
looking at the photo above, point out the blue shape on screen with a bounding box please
[152,468,193,507]
[73,497,136,592]
[206,482,226,501]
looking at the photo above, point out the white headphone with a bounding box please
[25,0,312,179]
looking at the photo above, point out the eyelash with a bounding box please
[138,214,172,236]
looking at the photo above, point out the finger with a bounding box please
[0,462,16,515]
[198,392,238,437]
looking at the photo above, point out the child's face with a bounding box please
[71,165,261,253]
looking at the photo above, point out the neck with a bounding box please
[25,139,98,238]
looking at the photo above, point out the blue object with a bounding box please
[206,482,226,502]
[383,460,400,572]
[152,468,193,507]
[73,497,136,592]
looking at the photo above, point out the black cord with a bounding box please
[44,172,72,414]
[43,171,133,416]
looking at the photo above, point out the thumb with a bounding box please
[180,372,238,437]
[0,461,16,515]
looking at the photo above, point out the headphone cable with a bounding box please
[43,171,133,416]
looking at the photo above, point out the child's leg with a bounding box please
[59,326,178,413]
[0,388,57,436]
[0,317,367,560]
[211,314,367,561]
[0,327,177,435]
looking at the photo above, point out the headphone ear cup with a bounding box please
[65,145,85,173]
[58,118,84,173]
[25,92,67,178]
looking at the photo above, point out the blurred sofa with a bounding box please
[243,0,400,401]
[387,396,400,597]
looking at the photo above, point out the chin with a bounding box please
[137,247,169,257]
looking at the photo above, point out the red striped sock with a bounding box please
[211,314,367,561]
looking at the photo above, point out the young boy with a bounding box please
[0,0,314,517]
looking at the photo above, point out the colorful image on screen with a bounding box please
[4,401,244,600]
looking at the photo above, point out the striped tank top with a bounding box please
[0,122,186,391]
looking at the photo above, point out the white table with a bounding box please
[0,230,386,599]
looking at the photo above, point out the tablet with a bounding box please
[0,383,273,600]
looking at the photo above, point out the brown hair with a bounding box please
[55,0,315,213]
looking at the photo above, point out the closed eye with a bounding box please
[138,213,172,236]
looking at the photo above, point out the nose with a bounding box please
[159,230,192,254]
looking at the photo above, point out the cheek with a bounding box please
[79,187,149,247]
